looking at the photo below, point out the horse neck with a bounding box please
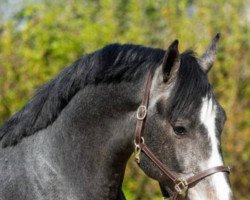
[41,81,143,199]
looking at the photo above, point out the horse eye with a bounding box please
[173,126,187,135]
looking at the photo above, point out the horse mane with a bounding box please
[0,44,211,148]
[0,43,165,147]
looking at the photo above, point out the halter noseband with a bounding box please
[134,65,230,200]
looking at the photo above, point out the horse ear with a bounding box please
[199,33,220,73]
[162,40,180,82]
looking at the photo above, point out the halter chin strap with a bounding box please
[134,65,231,200]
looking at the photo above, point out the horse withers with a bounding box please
[0,34,233,199]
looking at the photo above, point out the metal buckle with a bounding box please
[137,105,147,120]
[174,177,188,197]
[134,137,145,163]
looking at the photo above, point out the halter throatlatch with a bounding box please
[134,65,231,200]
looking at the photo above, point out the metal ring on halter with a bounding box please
[134,137,145,146]
[134,137,145,163]
[136,105,147,120]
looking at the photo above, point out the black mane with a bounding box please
[0,44,165,147]
[0,44,211,148]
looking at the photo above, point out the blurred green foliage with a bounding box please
[0,0,249,199]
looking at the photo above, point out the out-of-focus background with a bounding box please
[0,0,249,199]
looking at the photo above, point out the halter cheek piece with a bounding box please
[134,65,231,200]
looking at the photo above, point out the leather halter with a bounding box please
[134,65,231,199]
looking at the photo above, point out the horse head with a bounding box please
[135,34,233,200]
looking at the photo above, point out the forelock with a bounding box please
[167,51,212,120]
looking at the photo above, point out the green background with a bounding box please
[0,0,249,199]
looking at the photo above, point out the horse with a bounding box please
[0,33,233,200]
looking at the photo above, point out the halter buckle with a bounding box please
[137,105,147,120]
[134,137,145,163]
[174,177,188,197]
[134,144,141,163]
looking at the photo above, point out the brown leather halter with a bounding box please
[134,65,231,200]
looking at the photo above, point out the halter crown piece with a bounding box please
[134,65,231,200]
